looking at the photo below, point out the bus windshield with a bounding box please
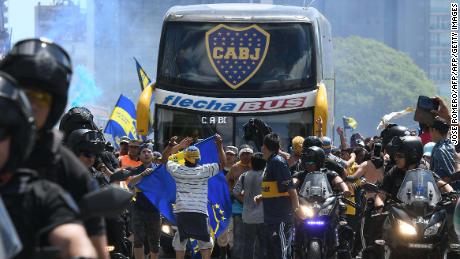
[155,106,313,151]
[158,22,316,97]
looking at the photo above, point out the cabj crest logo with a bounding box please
[206,24,270,90]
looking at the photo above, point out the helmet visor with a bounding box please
[10,39,71,71]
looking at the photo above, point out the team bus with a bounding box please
[150,4,334,150]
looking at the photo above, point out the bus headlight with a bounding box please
[398,220,417,236]
[424,222,441,236]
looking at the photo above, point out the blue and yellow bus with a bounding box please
[140,4,334,150]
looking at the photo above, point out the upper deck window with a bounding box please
[158,22,316,97]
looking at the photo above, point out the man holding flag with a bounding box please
[161,134,226,259]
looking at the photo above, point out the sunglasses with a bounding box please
[11,39,71,71]
[0,127,11,141]
[25,89,52,108]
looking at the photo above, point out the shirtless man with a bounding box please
[225,145,253,259]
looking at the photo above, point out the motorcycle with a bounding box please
[296,171,355,259]
[362,168,458,259]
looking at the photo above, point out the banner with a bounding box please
[104,95,137,148]
[343,116,358,130]
[376,107,414,130]
[134,57,152,91]
[138,136,232,239]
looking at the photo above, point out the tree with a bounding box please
[333,36,436,136]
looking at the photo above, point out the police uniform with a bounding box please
[0,169,80,259]
[23,131,106,237]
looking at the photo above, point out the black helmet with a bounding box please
[302,136,323,152]
[66,129,105,156]
[301,146,325,169]
[388,136,423,166]
[59,106,98,141]
[0,72,36,174]
[380,124,410,149]
[0,38,72,130]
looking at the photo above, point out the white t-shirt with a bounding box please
[166,161,219,215]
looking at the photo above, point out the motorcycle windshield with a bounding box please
[396,169,441,207]
[299,172,333,199]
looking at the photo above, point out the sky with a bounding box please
[8,0,86,43]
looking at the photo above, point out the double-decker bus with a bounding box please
[150,4,334,150]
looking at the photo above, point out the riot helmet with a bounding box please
[0,72,36,174]
[66,129,105,157]
[59,106,98,141]
[388,136,423,167]
[0,38,72,130]
[380,124,410,149]
[301,146,325,170]
[302,136,323,152]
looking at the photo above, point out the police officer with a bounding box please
[67,129,131,257]
[66,129,110,187]
[0,38,109,259]
[0,72,96,259]
[379,124,411,173]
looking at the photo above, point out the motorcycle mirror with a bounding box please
[79,186,133,218]
[361,183,380,193]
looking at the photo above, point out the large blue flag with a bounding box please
[138,136,232,238]
[104,95,138,148]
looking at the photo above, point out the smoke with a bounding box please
[68,65,102,107]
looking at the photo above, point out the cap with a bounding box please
[321,137,332,154]
[239,147,254,157]
[120,136,130,144]
[129,139,142,147]
[225,145,238,155]
[423,142,435,157]
[184,146,201,164]
[152,151,162,159]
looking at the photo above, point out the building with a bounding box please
[275,0,443,94]
[429,0,451,97]
[35,0,88,69]
[0,0,10,57]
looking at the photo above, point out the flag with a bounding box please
[134,57,152,91]
[104,95,138,148]
[343,116,358,130]
[376,107,415,130]
[138,136,232,239]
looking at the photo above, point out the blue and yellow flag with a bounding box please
[134,57,151,91]
[104,95,138,147]
[138,136,232,239]
[343,116,358,130]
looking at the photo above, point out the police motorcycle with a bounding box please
[297,171,355,259]
[362,169,459,259]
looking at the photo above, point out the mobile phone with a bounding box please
[417,96,439,111]
[414,96,438,126]
[373,143,382,157]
